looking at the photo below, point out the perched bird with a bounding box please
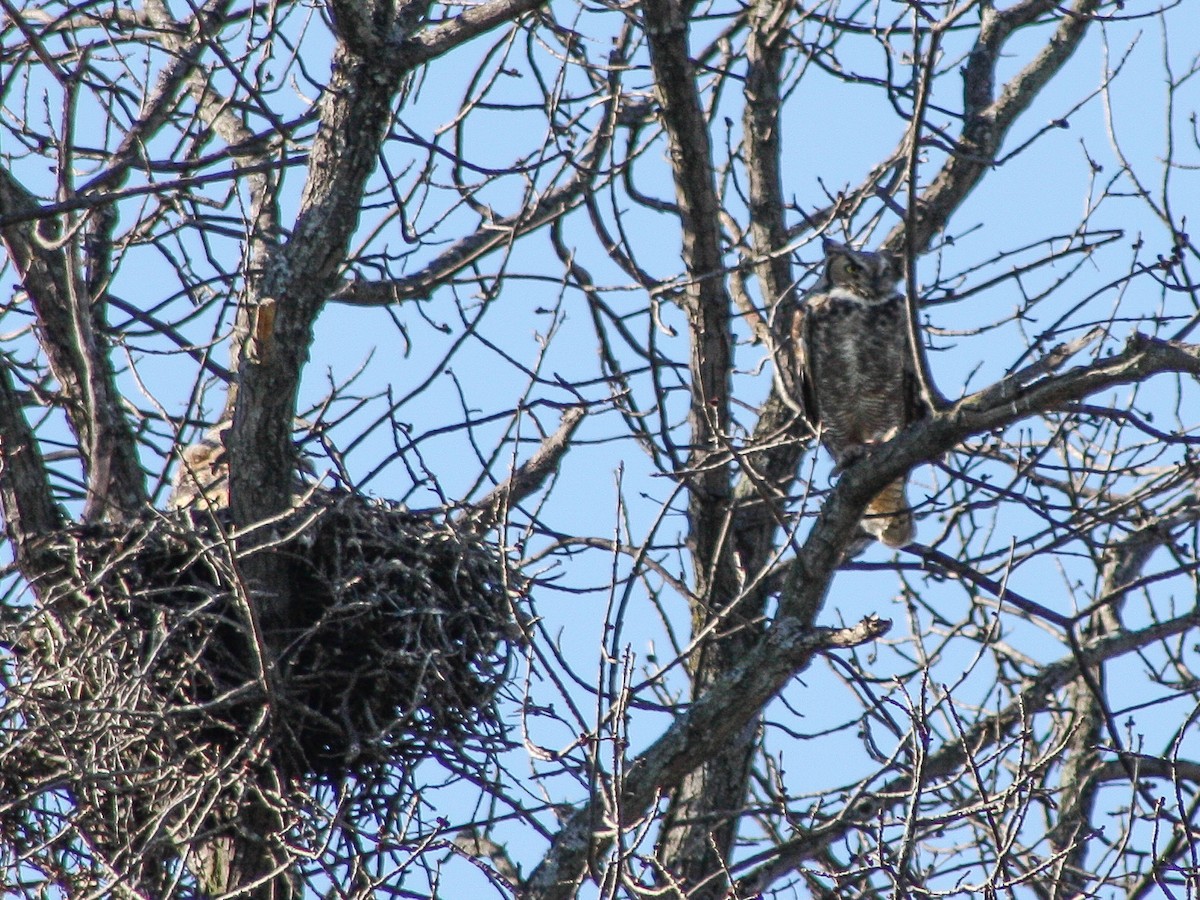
[169,425,231,511]
[777,239,927,547]
[169,422,322,513]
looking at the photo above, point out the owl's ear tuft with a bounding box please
[877,249,902,278]
[821,238,849,257]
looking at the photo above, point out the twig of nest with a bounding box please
[1,492,521,798]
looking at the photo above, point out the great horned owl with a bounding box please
[776,239,926,547]
[169,425,230,511]
[169,422,321,512]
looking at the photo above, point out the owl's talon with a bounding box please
[833,444,868,472]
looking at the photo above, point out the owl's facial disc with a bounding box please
[828,247,900,299]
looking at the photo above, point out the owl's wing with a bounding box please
[792,300,820,430]
[902,366,926,425]
[900,305,929,425]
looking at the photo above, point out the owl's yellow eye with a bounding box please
[844,261,862,275]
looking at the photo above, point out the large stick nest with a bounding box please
[1,493,520,800]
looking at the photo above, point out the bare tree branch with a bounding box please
[525,329,1200,896]
[1,1,1194,897]
[641,0,748,891]
[730,605,1200,898]
[522,616,893,900]
[0,358,61,568]
[886,0,1106,253]
[460,405,586,532]
[0,169,146,520]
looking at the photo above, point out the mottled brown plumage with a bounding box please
[169,428,230,511]
[781,240,925,547]
[169,423,318,512]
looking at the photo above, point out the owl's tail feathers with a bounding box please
[863,478,914,548]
